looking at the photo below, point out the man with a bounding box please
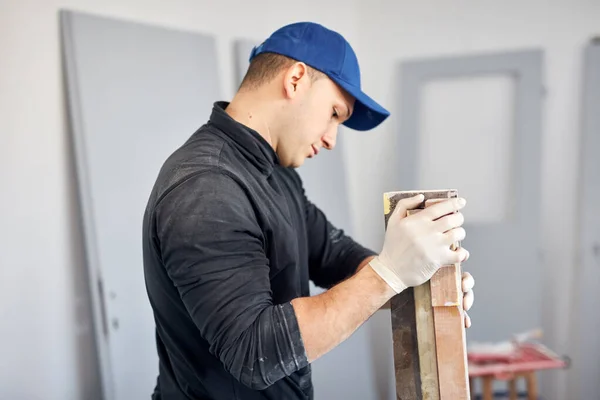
[142,21,474,400]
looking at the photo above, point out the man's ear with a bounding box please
[282,62,309,99]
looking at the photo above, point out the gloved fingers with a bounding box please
[464,312,472,329]
[391,194,424,220]
[434,211,464,233]
[461,271,474,291]
[463,288,474,311]
[443,227,466,246]
[421,197,466,221]
[462,249,470,262]
[444,246,469,265]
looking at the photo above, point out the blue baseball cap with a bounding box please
[249,22,390,131]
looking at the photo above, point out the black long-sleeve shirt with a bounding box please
[142,102,377,400]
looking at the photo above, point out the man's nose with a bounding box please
[322,127,338,150]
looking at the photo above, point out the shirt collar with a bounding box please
[208,101,279,175]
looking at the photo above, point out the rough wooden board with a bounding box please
[420,197,468,399]
[414,282,440,400]
[423,197,470,399]
[422,197,463,308]
[384,190,458,400]
[430,265,461,307]
[433,305,470,399]
[390,289,422,399]
[383,189,458,225]
[407,208,440,400]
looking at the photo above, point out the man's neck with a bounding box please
[225,95,278,151]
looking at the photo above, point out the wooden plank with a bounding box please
[383,189,459,399]
[407,208,440,400]
[423,200,470,400]
[414,282,440,399]
[433,305,470,399]
[390,288,422,399]
[383,189,458,227]
[430,265,461,307]
[421,198,469,399]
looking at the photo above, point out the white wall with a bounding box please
[344,1,600,399]
[0,1,362,399]
[2,0,599,399]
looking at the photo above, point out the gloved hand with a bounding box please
[369,194,469,293]
[462,271,475,328]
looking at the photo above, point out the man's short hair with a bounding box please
[239,52,325,90]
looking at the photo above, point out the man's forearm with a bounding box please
[355,255,376,274]
[290,262,396,362]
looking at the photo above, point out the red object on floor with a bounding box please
[468,342,567,379]
[467,342,568,400]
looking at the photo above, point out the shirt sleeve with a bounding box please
[155,170,309,390]
[303,191,378,289]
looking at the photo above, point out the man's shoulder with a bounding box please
[148,124,248,206]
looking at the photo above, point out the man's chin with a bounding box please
[290,157,307,169]
[280,153,309,169]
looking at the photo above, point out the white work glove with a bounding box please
[369,194,469,293]
[462,271,475,328]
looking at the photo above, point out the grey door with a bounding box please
[61,10,221,400]
[395,50,544,344]
[571,39,600,400]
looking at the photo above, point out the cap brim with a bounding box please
[330,77,390,131]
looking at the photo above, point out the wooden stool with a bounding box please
[470,371,538,400]
[468,342,566,400]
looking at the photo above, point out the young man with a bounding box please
[142,22,474,400]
